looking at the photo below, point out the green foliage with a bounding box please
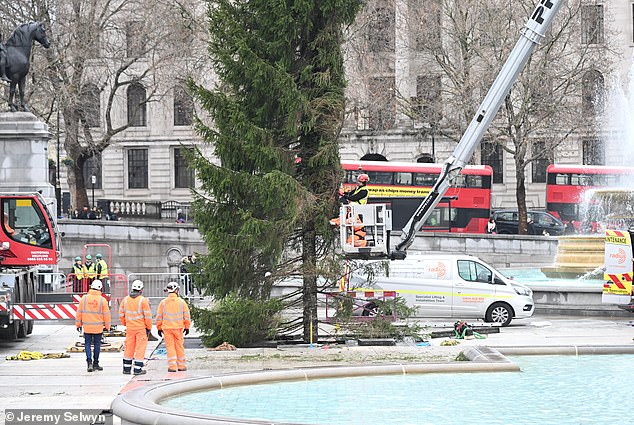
[190,295,284,347]
[345,318,424,340]
[189,0,363,304]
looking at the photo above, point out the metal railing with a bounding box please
[126,272,200,299]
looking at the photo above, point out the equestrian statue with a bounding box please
[0,22,50,112]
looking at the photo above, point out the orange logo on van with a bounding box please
[428,262,447,278]
[610,248,626,264]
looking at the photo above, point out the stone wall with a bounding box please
[58,219,207,277]
[58,220,559,276]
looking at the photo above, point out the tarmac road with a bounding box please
[0,314,633,424]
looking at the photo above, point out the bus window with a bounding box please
[554,173,569,185]
[414,173,437,186]
[367,171,393,185]
[394,172,412,185]
[454,175,484,188]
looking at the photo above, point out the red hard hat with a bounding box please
[357,173,369,183]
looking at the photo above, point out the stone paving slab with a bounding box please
[1,315,634,424]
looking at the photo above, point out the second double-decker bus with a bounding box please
[545,164,634,231]
[342,161,493,233]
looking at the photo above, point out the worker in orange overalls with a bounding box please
[156,282,191,372]
[75,279,111,372]
[119,279,152,375]
[330,173,371,227]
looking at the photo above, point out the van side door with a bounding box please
[453,260,498,318]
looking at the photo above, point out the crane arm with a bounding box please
[391,0,563,259]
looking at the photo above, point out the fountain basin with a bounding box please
[541,235,605,278]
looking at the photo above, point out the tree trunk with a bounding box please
[62,108,90,213]
[302,219,318,343]
[515,159,528,235]
[70,162,90,211]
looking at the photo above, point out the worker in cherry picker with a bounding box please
[340,173,370,205]
[330,174,370,247]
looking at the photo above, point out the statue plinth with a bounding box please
[0,111,54,203]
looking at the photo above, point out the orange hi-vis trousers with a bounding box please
[163,328,186,371]
[123,329,148,373]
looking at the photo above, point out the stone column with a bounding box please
[0,112,54,210]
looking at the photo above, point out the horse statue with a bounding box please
[2,22,50,112]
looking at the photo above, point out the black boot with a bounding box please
[87,361,93,372]
[93,361,103,371]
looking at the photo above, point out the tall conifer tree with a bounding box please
[190,0,362,341]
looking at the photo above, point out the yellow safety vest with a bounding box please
[351,185,368,204]
[96,259,109,279]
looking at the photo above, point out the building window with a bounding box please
[414,0,441,51]
[367,2,395,52]
[415,75,442,126]
[582,70,604,119]
[417,154,434,163]
[481,141,503,184]
[128,148,148,189]
[83,153,102,189]
[531,141,551,183]
[581,5,604,45]
[368,76,395,131]
[80,83,101,128]
[582,138,605,165]
[126,21,145,57]
[174,147,194,188]
[174,85,193,126]
[127,83,147,127]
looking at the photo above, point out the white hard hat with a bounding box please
[91,280,103,291]
[165,281,179,293]
[131,280,144,291]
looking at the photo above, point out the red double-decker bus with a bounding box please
[546,164,634,231]
[342,161,493,233]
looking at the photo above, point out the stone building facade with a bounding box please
[55,0,634,212]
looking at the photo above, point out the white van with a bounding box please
[350,254,534,326]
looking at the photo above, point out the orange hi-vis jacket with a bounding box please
[156,293,191,330]
[119,295,152,331]
[75,289,111,333]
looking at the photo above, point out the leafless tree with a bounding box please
[345,0,618,233]
[0,0,209,210]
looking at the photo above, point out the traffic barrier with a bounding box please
[12,303,78,320]
[127,272,199,299]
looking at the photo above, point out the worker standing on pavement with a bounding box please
[75,279,111,372]
[83,254,97,287]
[71,256,85,292]
[156,282,191,372]
[95,253,109,292]
[119,279,152,375]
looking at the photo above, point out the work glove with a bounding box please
[146,328,151,337]
[184,328,189,336]
[158,329,163,337]
[76,326,82,333]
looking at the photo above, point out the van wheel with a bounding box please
[361,302,378,317]
[485,303,513,327]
